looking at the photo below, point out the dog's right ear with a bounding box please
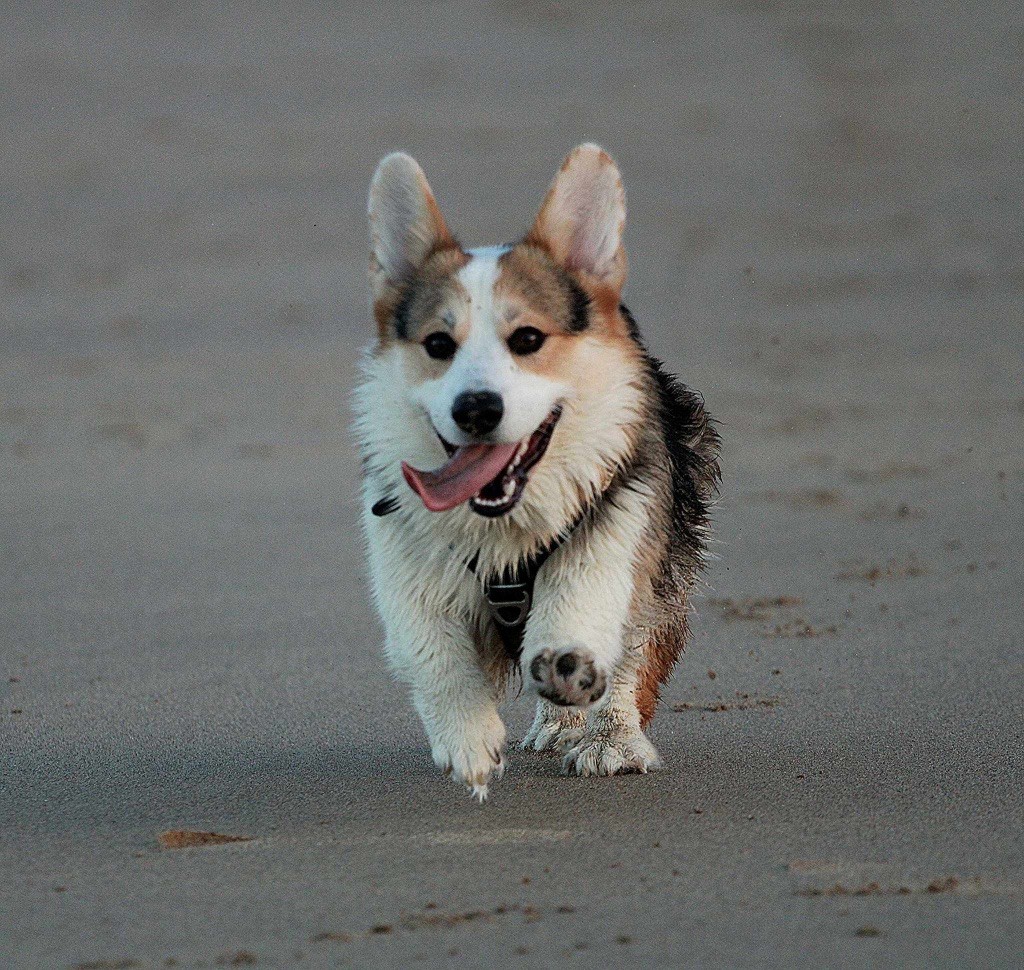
[368,153,455,301]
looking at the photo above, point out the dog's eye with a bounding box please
[507,326,546,356]
[423,331,458,360]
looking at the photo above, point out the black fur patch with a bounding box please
[392,285,415,340]
[565,276,591,332]
[648,357,721,555]
[620,303,721,569]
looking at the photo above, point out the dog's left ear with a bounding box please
[527,143,627,293]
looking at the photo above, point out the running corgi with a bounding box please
[355,144,720,800]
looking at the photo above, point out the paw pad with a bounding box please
[530,646,608,707]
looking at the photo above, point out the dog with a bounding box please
[355,144,720,800]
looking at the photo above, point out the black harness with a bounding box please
[464,516,584,661]
[372,495,585,662]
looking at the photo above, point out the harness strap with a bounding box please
[374,466,634,662]
[466,515,584,661]
[373,493,583,658]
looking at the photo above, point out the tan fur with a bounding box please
[372,244,468,344]
[636,625,688,727]
[494,245,589,335]
[494,245,638,384]
[633,489,688,728]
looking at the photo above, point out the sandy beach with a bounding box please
[2,2,1022,966]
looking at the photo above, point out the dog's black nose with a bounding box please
[451,390,504,437]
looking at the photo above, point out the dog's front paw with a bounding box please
[561,726,661,777]
[528,645,608,708]
[430,711,507,802]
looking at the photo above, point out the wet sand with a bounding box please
[2,2,1022,967]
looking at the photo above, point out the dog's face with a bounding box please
[386,244,573,448]
[367,145,641,519]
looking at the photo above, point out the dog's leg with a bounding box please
[394,616,506,801]
[520,699,587,752]
[366,516,507,800]
[373,574,506,802]
[409,648,507,802]
[518,479,666,775]
[521,486,649,714]
[561,649,661,777]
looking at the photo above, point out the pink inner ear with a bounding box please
[527,145,626,282]
[552,171,623,278]
[568,211,618,275]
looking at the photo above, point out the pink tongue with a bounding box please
[402,442,519,512]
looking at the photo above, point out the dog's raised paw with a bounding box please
[529,646,608,708]
[561,727,661,777]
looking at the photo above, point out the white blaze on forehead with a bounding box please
[447,245,515,402]
[411,244,569,446]
[458,245,512,313]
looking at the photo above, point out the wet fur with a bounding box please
[357,145,721,796]
[619,304,721,724]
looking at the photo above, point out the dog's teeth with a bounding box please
[503,479,516,498]
[509,440,528,471]
[472,492,513,508]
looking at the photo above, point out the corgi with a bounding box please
[355,144,720,800]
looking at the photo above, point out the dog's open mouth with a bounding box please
[401,407,562,517]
